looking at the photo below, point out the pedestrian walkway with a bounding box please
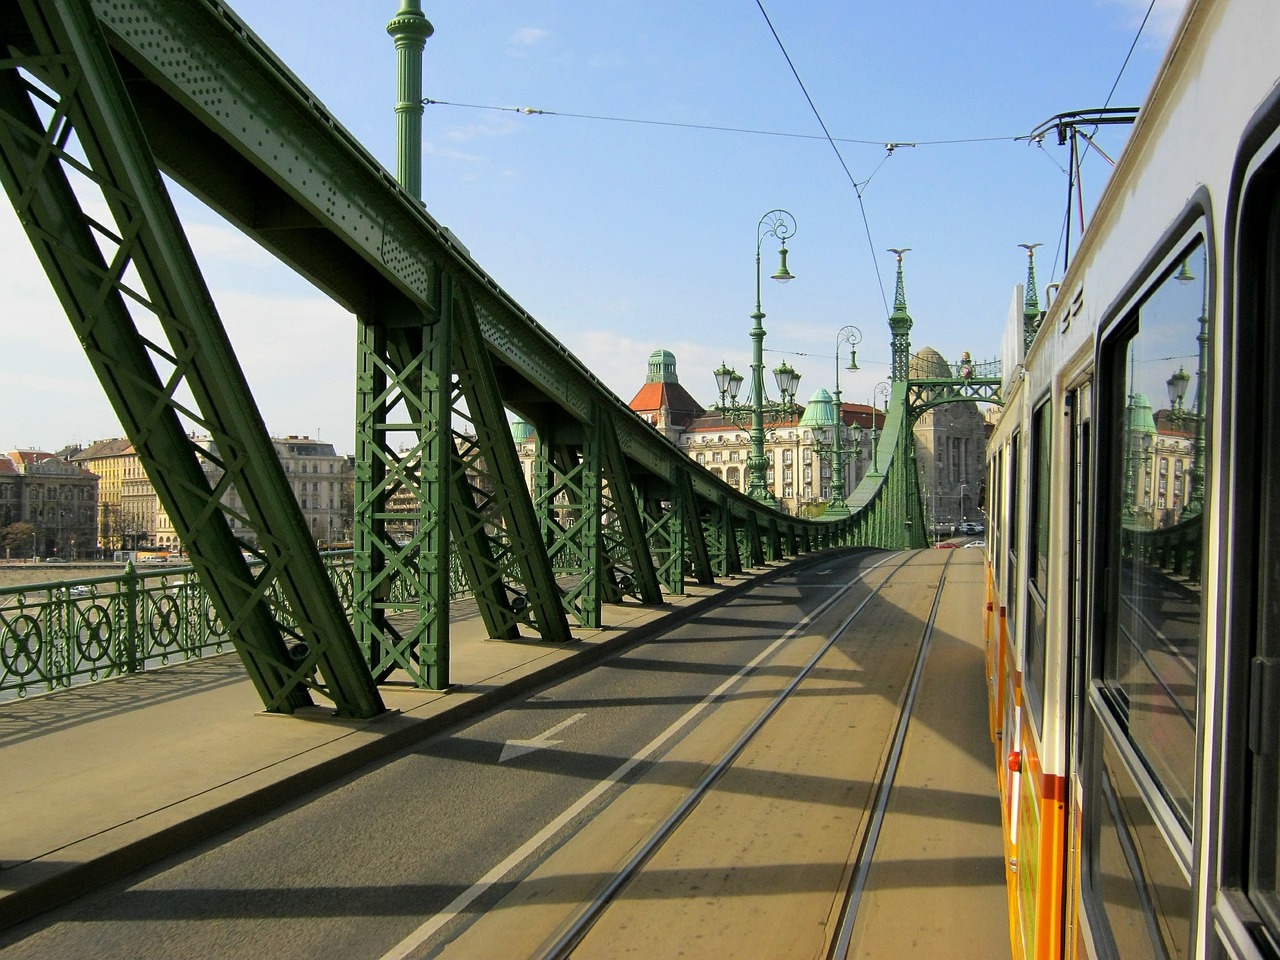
[0,568,794,933]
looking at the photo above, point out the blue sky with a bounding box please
[1,0,1188,454]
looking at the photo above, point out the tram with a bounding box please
[983,0,1280,956]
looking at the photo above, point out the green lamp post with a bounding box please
[826,325,861,517]
[747,210,796,502]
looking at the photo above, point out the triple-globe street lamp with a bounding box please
[712,209,800,502]
[813,325,862,517]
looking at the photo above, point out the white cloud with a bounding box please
[1104,0,1191,42]
[509,27,549,47]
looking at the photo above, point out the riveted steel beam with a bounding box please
[0,0,383,717]
[352,264,452,688]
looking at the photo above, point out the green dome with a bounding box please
[798,388,837,428]
[1128,394,1156,436]
[647,350,679,384]
[511,420,535,443]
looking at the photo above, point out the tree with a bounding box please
[1,520,42,559]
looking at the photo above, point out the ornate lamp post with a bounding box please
[870,380,890,474]
[1173,249,1209,516]
[713,210,799,503]
[825,325,861,517]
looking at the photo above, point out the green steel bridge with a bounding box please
[0,0,1004,720]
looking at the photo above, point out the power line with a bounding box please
[1103,0,1159,110]
[753,0,889,315]
[1044,0,1160,285]
[421,98,1020,150]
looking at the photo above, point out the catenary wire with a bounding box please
[421,99,1020,150]
[753,0,889,316]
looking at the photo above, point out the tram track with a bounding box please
[468,549,959,960]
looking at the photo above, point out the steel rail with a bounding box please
[827,549,956,959]
[535,549,921,960]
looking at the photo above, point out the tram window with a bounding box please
[1243,174,1280,938]
[1084,237,1208,960]
[992,447,1004,591]
[1007,431,1021,639]
[1025,401,1052,731]
[1099,237,1208,832]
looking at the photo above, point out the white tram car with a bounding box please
[984,0,1280,956]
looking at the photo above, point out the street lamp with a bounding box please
[826,325,861,517]
[959,483,968,523]
[714,209,798,503]
[870,380,890,474]
[1174,248,1208,516]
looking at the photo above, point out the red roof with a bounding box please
[629,381,705,426]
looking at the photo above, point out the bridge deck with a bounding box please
[1,551,1009,957]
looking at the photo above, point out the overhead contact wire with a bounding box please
[753,0,889,315]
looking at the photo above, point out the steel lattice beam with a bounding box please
[0,0,383,717]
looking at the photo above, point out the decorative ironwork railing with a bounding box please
[908,351,1001,381]
[0,550,480,700]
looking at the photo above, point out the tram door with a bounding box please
[1063,381,1091,959]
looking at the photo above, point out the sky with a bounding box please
[0,0,1190,455]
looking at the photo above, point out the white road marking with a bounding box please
[499,712,588,763]
[379,575,863,960]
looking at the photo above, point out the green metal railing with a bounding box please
[0,550,483,700]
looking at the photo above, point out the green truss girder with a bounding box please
[596,412,663,607]
[451,287,571,644]
[675,471,715,586]
[0,0,383,718]
[533,427,603,628]
[352,268,453,688]
[906,376,1003,414]
[639,485,685,596]
[527,407,661,628]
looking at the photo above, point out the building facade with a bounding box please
[0,450,99,559]
[910,347,991,535]
[516,351,883,519]
[180,435,351,548]
[70,438,153,551]
[68,434,353,552]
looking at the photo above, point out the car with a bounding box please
[934,542,959,549]
[42,556,67,563]
[957,521,984,535]
[963,541,985,549]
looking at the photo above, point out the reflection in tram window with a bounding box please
[1092,737,1194,960]
[1025,402,1052,732]
[1102,239,1208,831]
[1087,237,1208,958]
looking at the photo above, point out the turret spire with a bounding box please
[1019,242,1043,350]
[887,248,913,382]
